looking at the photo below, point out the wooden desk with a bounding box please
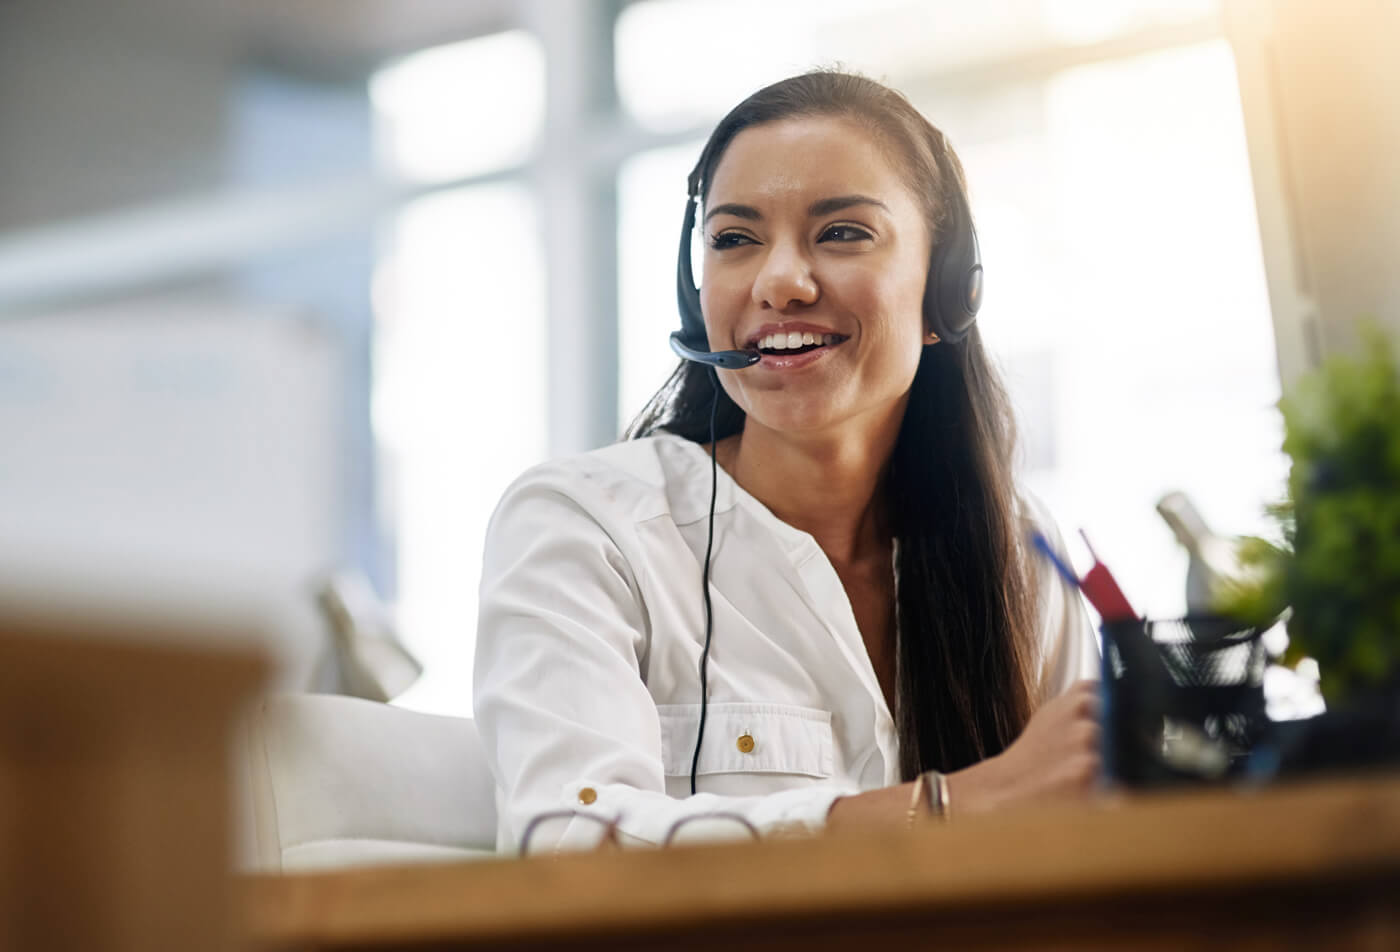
[245,775,1400,951]
[0,614,265,952]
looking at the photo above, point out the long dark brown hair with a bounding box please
[629,71,1039,778]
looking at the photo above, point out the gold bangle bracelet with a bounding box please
[906,771,935,829]
[906,773,926,829]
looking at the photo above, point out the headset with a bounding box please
[669,151,984,795]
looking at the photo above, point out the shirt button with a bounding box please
[736,734,755,754]
[578,787,598,805]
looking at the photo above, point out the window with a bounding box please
[616,0,1220,130]
[953,39,1284,617]
[617,141,704,429]
[372,35,548,715]
[371,30,545,183]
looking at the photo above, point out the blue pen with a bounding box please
[1029,529,1082,591]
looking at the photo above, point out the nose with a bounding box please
[751,240,819,311]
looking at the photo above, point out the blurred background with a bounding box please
[1,0,1395,715]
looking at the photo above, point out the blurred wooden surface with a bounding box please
[0,617,264,952]
[246,773,1400,951]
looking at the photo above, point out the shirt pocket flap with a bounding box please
[656,702,834,778]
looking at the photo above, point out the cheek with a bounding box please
[697,286,720,347]
[857,267,927,356]
[698,273,748,347]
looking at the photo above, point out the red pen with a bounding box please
[1077,530,1138,622]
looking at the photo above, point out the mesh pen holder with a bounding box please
[1101,616,1268,787]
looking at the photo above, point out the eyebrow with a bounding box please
[702,194,890,225]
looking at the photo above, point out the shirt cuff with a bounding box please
[540,777,860,851]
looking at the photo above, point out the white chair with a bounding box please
[238,693,498,871]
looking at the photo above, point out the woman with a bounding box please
[474,71,1100,853]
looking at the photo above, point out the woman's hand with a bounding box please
[825,680,1102,830]
[946,679,1102,814]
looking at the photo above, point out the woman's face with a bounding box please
[700,116,933,440]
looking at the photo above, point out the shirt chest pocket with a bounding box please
[656,702,834,778]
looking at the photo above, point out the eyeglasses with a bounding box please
[663,812,760,847]
[519,810,623,856]
[518,810,761,857]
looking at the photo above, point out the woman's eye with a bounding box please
[819,224,873,243]
[708,232,754,250]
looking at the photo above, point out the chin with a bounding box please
[740,383,911,441]
[740,396,843,436]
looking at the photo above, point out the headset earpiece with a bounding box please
[923,179,983,345]
[675,193,706,348]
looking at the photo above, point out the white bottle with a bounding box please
[1155,491,1247,615]
[1158,493,1316,713]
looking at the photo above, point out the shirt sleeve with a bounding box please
[473,465,855,854]
[1021,492,1102,701]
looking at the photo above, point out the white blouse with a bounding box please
[474,433,1098,852]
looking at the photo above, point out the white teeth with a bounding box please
[755,331,842,350]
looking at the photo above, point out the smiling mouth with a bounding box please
[748,331,848,357]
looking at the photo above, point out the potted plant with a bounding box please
[1220,323,1400,704]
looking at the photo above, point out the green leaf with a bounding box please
[1273,319,1400,704]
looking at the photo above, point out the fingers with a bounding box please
[1069,718,1100,752]
[1064,682,1103,790]
[1060,680,1102,721]
[1065,752,1101,792]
